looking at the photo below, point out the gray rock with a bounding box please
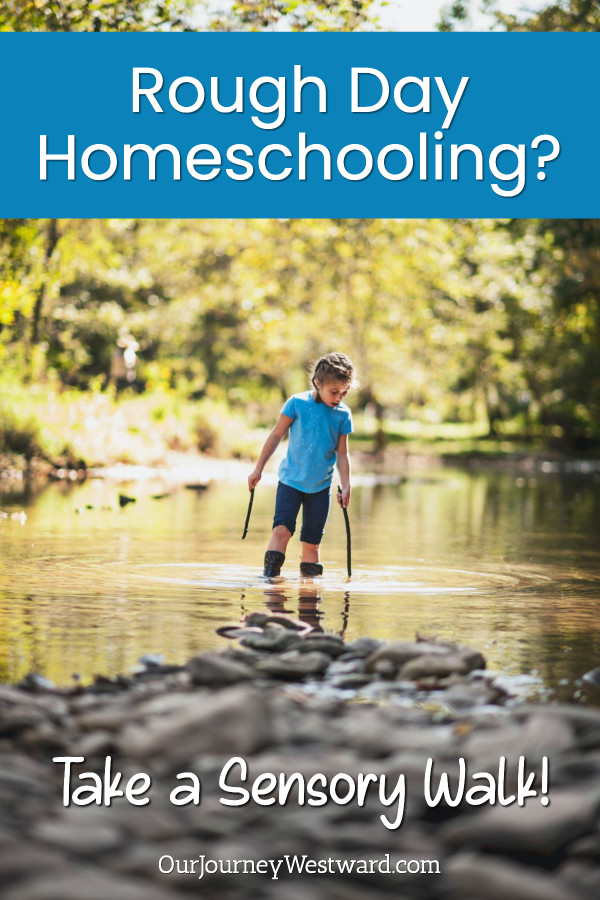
[138,653,164,669]
[462,712,575,764]
[2,870,182,900]
[33,819,124,855]
[17,673,55,692]
[255,651,331,679]
[442,789,599,855]
[442,681,502,710]
[517,704,600,734]
[341,637,383,658]
[0,840,68,884]
[245,612,307,630]
[119,684,273,759]
[75,708,130,732]
[327,659,366,677]
[566,831,600,859]
[73,730,116,758]
[371,658,397,679]
[186,652,255,686]
[0,708,48,736]
[400,652,471,680]
[558,860,600,898]
[364,641,452,674]
[240,628,301,653]
[329,674,373,689]
[294,637,345,657]
[445,851,578,900]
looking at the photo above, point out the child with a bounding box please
[248,352,355,578]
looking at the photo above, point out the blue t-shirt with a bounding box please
[278,391,353,494]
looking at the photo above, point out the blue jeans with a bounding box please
[272,482,331,545]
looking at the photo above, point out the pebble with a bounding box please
[445,851,579,900]
[0,611,598,900]
[255,650,332,679]
[442,789,599,855]
[186,652,255,687]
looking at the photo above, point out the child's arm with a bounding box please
[248,414,293,490]
[336,434,351,508]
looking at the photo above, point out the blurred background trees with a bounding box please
[1,217,598,450]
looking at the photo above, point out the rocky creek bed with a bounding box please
[1,612,600,900]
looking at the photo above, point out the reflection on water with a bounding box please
[0,466,599,702]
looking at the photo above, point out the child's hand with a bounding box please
[337,485,351,508]
[248,470,262,491]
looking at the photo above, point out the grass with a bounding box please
[0,375,590,472]
[0,376,267,469]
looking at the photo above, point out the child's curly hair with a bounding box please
[310,352,357,392]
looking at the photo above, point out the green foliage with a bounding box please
[438,0,600,32]
[1,217,599,453]
[0,0,378,32]
[0,404,43,460]
[212,0,376,31]
[0,0,197,32]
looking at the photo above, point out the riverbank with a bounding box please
[2,613,600,900]
[2,377,599,489]
[3,445,600,498]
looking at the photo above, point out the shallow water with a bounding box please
[1,465,599,701]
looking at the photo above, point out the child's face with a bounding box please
[315,379,350,408]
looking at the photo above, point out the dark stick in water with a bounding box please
[338,486,352,578]
[242,488,254,540]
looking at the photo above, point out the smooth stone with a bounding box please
[442,681,502,710]
[558,860,600,898]
[20,723,70,753]
[76,708,130,732]
[255,651,331,679]
[566,832,600,859]
[73,730,115,758]
[327,659,366,677]
[295,637,345,657]
[138,653,164,669]
[517,704,600,733]
[247,613,308,631]
[17,673,55,692]
[445,851,579,900]
[372,658,397,679]
[0,841,68,883]
[329,674,373,689]
[581,666,600,687]
[33,819,123,855]
[0,709,48,736]
[0,685,68,717]
[462,712,575,764]
[400,652,471,680]
[240,629,301,653]
[119,685,273,759]
[186,652,255,686]
[1,870,182,900]
[338,637,382,659]
[364,641,453,674]
[222,646,263,664]
[441,789,599,855]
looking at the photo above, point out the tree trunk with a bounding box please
[30,219,59,345]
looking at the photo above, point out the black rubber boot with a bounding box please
[263,550,285,578]
[300,562,323,577]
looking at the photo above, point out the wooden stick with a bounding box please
[242,487,254,539]
[338,486,352,577]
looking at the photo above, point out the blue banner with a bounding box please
[1,32,597,216]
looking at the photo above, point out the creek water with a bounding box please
[1,464,599,702]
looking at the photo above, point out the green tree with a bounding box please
[210,0,376,31]
[439,0,600,32]
[0,0,196,31]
